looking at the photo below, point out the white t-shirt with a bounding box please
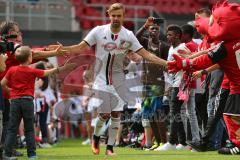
[167,43,186,87]
[84,24,143,87]
[41,86,56,106]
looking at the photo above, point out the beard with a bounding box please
[111,22,121,29]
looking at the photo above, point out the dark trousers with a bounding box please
[2,98,10,145]
[39,104,49,143]
[195,93,208,130]
[203,88,229,143]
[169,87,186,145]
[4,98,36,157]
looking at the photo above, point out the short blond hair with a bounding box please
[15,46,31,63]
[107,3,125,14]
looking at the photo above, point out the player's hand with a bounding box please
[54,45,70,56]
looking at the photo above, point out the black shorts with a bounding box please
[224,94,240,115]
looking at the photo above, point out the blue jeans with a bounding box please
[182,89,200,143]
[209,119,224,149]
[207,69,224,118]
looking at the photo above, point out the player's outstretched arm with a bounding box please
[137,48,167,66]
[61,41,89,55]
[32,45,68,59]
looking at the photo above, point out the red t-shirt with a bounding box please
[221,74,230,90]
[186,41,198,53]
[185,41,198,89]
[0,49,43,80]
[5,66,44,99]
[0,48,44,99]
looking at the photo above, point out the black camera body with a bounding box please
[0,35,16,54]
[153,18,165,25]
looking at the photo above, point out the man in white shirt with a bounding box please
[61,3,167,155]
[157,25,188,151]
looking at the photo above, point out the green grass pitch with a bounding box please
[17,139,239,160]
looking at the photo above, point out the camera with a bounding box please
[153,18,165,25]
[0,34,17,53]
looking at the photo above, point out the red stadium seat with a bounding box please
[94,20,103,26]
[80,20,93,30]
[69,0,211,30]
[137,9,148,17]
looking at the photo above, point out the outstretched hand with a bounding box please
[55,44,70,57]
[167,54,184,73]
[167,54,192,73]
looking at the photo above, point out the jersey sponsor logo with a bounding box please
[102,40,132,52]
[102,42,117,51]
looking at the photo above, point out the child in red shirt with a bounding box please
[1,46,75,159]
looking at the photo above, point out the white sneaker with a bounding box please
[82,138,91,145]
[176,144,189,150]
[154,142,176,151]
[39,143,52,148]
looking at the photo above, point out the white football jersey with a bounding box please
[84,24,143,86]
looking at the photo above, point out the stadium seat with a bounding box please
[69,0,210,30]
[94,20,103,26]
[80,20,93,30]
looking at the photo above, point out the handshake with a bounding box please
[167,54,192,73]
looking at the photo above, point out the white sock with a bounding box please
[107,117,120,146]
[20,136,25,141]
[93,116,106,137]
